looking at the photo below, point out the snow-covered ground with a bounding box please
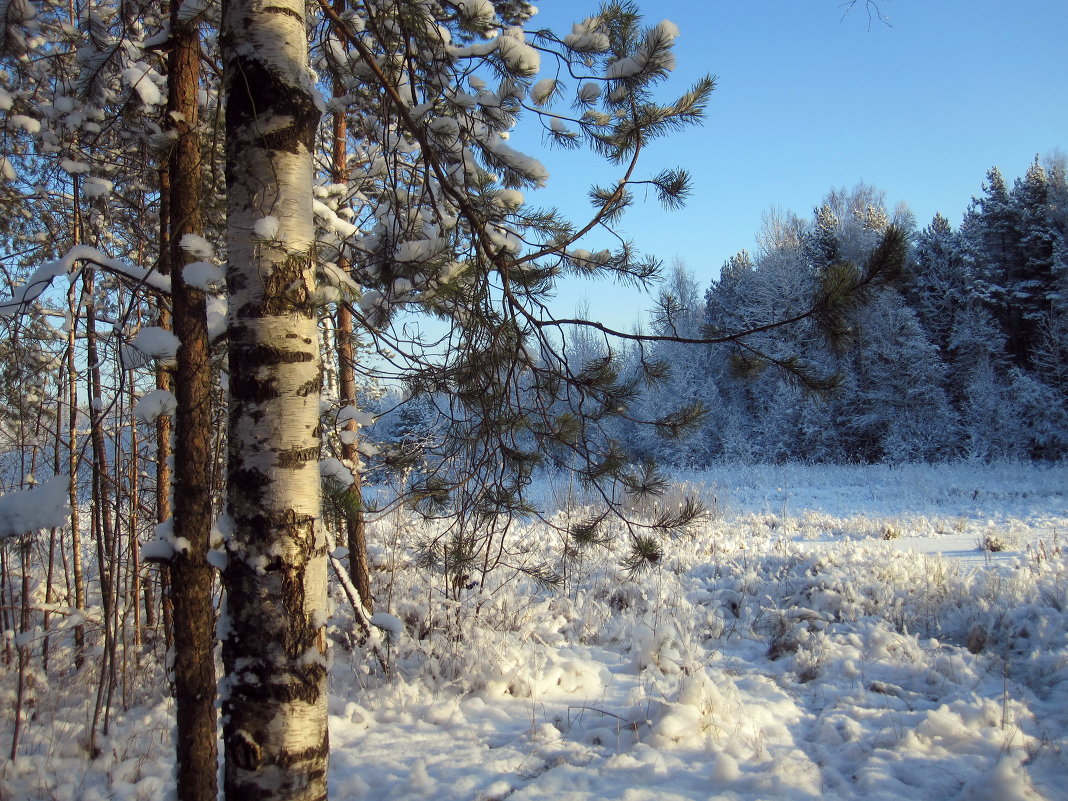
[3,462,1067,800]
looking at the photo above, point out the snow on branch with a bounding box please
[0,476,71,539]
[0,244,171,317]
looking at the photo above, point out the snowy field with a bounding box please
[3,462,1067,800]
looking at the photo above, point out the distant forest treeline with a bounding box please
[376,156,1068,465]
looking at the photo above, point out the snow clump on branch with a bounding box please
[179,233,216,260]
[0,477,71,538]
[134,389,178,424]
[605,20,680,79]
[564,16,610,52]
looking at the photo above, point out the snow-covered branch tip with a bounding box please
[0,245,171,317]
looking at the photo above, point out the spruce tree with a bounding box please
[835,292,957,462]
[906,212,969,356]
[1010,159,1060,361]
[963,166,1028,365]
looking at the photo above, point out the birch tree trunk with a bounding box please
[221,0,328,798]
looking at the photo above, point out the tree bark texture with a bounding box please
[154,164,172,643]
[336,303,372,609]
[167,5,219,801]
[221,1,328,798]
[330,82,372,610]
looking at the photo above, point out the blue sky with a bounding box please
[511,0,1068,332]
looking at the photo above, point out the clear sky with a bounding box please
[510,0,1068,332]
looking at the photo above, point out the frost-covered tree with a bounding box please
[803,191,957,461]
[1045,153,1068,304]
[1006,368,1068,460]
[905,212,969,355]
[835,291,957,462]
[704,233,820,460]
[962,166,1029,365]
[695,186,911,462]
[623,262,721,466]
[1008,159,1061,362]
[684,169,1068,464]
[952,161,1068,456]
[1032,310,1068,397]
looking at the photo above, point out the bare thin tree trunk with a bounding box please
[331,74,372,610]
[221,0,329,796]
[43,524,58,671]
[167,6,219,800]
[11,536,31,760]
[155,165,173,650]
[125,367,142,650]
[0,544,10,665]
[85,266,116,755]
[43,356,66,673]
[66,210,85,671]
[336,304,372,609]
[108,363,125,713]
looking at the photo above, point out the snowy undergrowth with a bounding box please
[330,462,1067,801]
[0,663,174,801]
[3,463,1066,800]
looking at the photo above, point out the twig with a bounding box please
[328,552,390,675]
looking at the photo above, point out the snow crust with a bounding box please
[496,30,540,76]
[456,0,495,25]
[564,17,610,52]
[369,612,403,635]
[59,159,90,174]
[82,176,113,198]
[120,62,164,106]
[253,215,281,240]
[337,405,375,427]
[8,114,40,134]
[485,139,549,186]
[141,534,175,562]
[530,78,556,105]
[605,19,680,79]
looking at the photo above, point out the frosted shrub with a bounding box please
[880,525,902,540]
[976,532,1009,552]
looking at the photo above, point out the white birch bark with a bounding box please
[221,1,328,798]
